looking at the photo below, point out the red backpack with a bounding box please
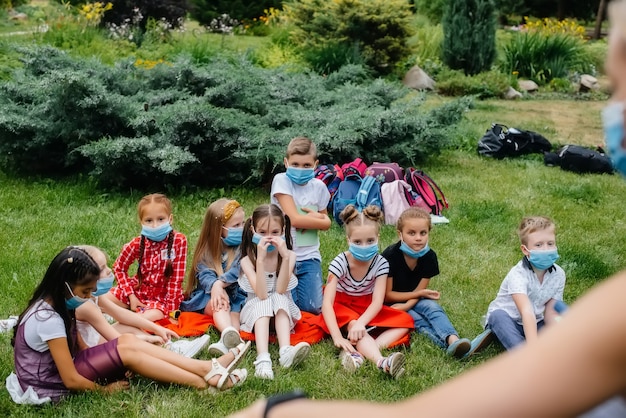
[404,168,449,216]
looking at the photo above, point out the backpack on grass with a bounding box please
[332,174,383,225]
[478,123,552,159]
[544,145,614,174]
[404,168,449,216]
[365,162,404,183]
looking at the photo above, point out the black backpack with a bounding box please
[478,123,552,159]
[544,145,614,175]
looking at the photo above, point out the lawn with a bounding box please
[0,97,624,417]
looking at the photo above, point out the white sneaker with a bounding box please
[254,357,274,380]
[208,340,228,357]
[166,334,211,358]
[221,326,243,349]
[279,342,311,368]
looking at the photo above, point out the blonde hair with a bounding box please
[137,193,172,220]
[340,204,384,237]
[396,207,431,232]
[186,198,242,297]
[517,216,556,246]
[286,136,317,158]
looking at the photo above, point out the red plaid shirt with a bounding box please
[111,231,187,315]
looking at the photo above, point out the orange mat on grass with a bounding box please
[156,311,327,345]
[156,311,410,347]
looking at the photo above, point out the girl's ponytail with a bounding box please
[134,236,146,290]
[164,230,174,279]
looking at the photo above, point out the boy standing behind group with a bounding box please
[271,137,331,314]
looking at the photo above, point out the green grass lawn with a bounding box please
[1,106,625,416]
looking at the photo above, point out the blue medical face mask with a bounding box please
[141,222,172,242]
[222,227,243,247]
[285,166,315,185]
[349,242,379,262]
[92,272,115,297]
[65,282,90,310]
[603,102,626,176]
[400,241,429,259]
[526,248,560,270]
[252,232,276,252]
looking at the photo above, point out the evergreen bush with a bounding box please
[188,0,282,25]
[283,0,413,77]
[0,46,470,190]
[442,0,496,76]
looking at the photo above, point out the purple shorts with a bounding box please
[74,338,127,384]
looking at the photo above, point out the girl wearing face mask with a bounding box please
[103,193,187,322]
[484,216,566,351]
[74,245,179,348]
[238,204,310,380]
[8,246,250,404]
[382,208,486,359]
[181,199,247,357]
[320,204,413,379]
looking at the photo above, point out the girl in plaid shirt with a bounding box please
[103,193,187,321]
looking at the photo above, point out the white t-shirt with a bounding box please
[486,258,566,325]
[76,299,105,348]
[270,173,330,261]
[22,300,66,353]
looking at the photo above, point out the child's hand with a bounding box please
[271,236,289,257]
[256,236,273,259]
[422,289,440,300]
[155,325,179,342]
[332,335,355,352]
[101,380,130,393]
[129,295,146,312]
[347,320,366,343]
[210,284,230,311]
[301,207,324,219]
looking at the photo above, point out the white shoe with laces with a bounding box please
[254,356,274,380]
[166,334,211,358]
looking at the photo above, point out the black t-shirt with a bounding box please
[381,241,439,293]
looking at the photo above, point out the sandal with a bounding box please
[203,357,248,391]
[226,340,251,371]
[203,367,248,394]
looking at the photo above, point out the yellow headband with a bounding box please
[223,200,241,222]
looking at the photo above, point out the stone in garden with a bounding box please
[504,86,522,99]
[402,65,436,91]
[9,12,28,21]
[579,74,599,92]
[518,79,539,93]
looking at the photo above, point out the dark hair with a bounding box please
[12,247,100,354]
[241,204,292,273]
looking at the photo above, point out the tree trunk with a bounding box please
[557,0,565,20]
[594,0,608,40]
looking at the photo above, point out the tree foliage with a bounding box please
[188,0,283,26]
[442,0,496,76]
[283,0,414,76]
[0,46,470,190]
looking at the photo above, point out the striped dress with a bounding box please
[238,271,301,333]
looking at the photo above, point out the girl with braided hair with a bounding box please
[104,193,187,321]
[320,204,413,379]
[8,246,249,404]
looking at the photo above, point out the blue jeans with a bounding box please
[409,299,459,349]
[487,309,545,350]
[292,258,323,314]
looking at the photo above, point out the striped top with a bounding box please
[328,253,389,296]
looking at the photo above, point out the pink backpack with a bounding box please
[380,180,429,225]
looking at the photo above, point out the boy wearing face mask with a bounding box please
[485,216,566,350]
[270,137,331,315]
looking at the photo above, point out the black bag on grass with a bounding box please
[544,145,614,174]
[478,123,552,159]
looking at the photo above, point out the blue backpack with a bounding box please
[332,174,383,225]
